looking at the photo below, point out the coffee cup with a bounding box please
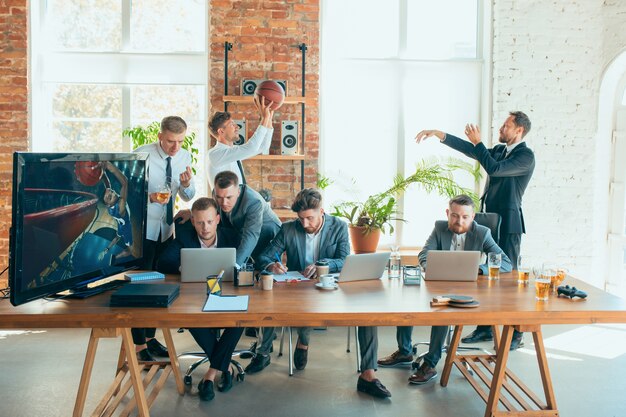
[315,260,330,278]
[319,274,335,287]
[260,271,273,291]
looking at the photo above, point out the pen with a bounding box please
[274,253,286,274]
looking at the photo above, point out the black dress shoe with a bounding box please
[136,348,155,362]
[146,338,168,357]
[294,346,308,370]
[244,354,270,374]
[244,327,259,338]
[461,329,494,344]
[509,335,524,351]
[356,377,391,398]
[217,370,233,392]
[198,379,215,401]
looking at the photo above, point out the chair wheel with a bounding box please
[239,351,254,359]
[236,373,245,382]
[411,360,420,370]
[184,375,192,385]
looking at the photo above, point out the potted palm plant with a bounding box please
[331,158,481,253]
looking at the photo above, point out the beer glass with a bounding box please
[535,271,550,301]
[488,252,501,280]
[551,266,568,294]
[154,183,171,204]
[517,255,531,285]
[543,263,558,294]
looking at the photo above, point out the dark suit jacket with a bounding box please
[256,214,350,273]
[442,134,535,235]
[418,220,512,275]
[217,184,281,266]
[156,221,240,274]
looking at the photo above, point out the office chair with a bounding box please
[412,213,502,370]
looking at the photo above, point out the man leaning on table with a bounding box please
[378,194,511,385]
[249,188,392,398]
[156,197,243,402]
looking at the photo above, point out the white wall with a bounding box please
[490,0,626,287]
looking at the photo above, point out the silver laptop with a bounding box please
[423,250,481,281]
[180,248,236,282]
[337,252,391,282]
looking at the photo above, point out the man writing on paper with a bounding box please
[157,198,242,402]
[378,195,511,386]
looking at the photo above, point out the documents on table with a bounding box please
[203,295,249,312]
[272,271,310,282]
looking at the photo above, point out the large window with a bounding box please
[31,0,208,196]
[321,0,486,248]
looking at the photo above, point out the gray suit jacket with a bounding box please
[257,214,350,273]
[217,184,281,266]
[418,220,512,275]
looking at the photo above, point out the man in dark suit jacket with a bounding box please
[246,189,391,398]
[379,195,511,385]
[415,111,534,348]
[156,197,242,403]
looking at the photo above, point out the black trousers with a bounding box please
[188,327,245,373]
[132,328,157,345]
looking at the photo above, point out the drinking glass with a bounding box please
[487,252,501,280]
[535,273,550,301]
[551,266,568,294]
[517,255,531,285]
[154,183,171,205]
[543,263,558,294]
[388,245,401,278]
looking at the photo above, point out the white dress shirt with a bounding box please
[304,216,325,266]
[134,142,195,242]
[207,124,273,188]
[199,235,218,249]
[450,233,466,251]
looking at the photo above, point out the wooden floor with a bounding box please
[1,324,625,416]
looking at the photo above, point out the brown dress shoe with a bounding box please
[408,363,437,385]
[377,350,413,367]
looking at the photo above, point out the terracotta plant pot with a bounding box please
[349,226,381,254]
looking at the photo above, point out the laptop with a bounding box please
[180,248,237,282]
[337,252,391,282]
[109,283,180,307]
[423,250,481,281]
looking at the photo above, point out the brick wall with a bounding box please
[491,0,626,284]
[209,0,319,210]
[0,0,28,285]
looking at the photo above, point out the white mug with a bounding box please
[319,274,335,287]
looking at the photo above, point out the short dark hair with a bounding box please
[161,116,187,134]
[209,112,232,135]
[191,197,219,213]
[214,171,239,189]
[291,188,322,212]
[509,111,531,138]
[449,194,475,210]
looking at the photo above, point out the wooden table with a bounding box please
[1,273,625,416]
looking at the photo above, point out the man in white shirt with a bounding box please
[207,96,279,188]
[132,115,195,361]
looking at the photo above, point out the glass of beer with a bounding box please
[488,252,501,280]
[517,255,531,285]
[535,274,551,301]
[154,183,171,204]
[551,266,568,294]
[543,264,558,294]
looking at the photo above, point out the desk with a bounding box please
[1,273,625,416]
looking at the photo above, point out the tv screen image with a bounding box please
[9,153,149,306]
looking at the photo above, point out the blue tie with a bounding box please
[166,157,173,225]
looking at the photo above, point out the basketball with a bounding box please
[254,80,285,110]
[74,161,103,186]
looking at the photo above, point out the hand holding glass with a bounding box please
[154,183,171,204]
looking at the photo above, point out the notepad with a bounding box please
[124,271,165,282]
[202,295,249,312]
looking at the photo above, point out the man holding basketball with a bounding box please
[207,95,279,189]
[415,111,534,350]
[132,115,195,362]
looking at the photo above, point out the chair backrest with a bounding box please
[474,212,501,245]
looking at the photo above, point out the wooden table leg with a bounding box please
[441,325,463,387]
[492,325,501,352]
[484,325,514,417]
[121,328,151,417]
[533,327,557,411]
[73,329,100,417]
[161,328,184,395]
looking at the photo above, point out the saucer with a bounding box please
[315,282,338,290]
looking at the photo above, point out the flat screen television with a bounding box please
[9,152,149,306]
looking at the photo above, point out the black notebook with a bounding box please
[110,283,180,308]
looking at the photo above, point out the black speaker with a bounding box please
[233,119,246,145]
[241,79,287,96]
[281,120,298,155]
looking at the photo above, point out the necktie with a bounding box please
[236,160,247,185]
[165,157,173,225]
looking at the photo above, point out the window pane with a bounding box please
[48,0,121,51]
[130,0,206,52]
[401,62,482,247]
[50,84,122,152]
[406,0,478,59]
[322,0,399,59]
